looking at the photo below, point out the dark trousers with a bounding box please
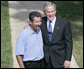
[45,57,53,68]
[45,57,64,68]
[23,58,45,68]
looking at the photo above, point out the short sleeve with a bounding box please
[15,30,25,56]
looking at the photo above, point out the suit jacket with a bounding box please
[41,16,73,68]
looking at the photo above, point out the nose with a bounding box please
[49,13,53,16]
[38,22,42,25]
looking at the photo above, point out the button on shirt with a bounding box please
[15,26,44,61]
[47,17,56,32]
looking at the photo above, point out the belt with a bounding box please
[23,58,44,63]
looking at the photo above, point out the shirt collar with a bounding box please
[28,25,40,34]
[52,16,56,23]
[47,16,56,23]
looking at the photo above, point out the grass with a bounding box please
[71,21,83,68]
[1,1,13,68]
[52,1,83,68]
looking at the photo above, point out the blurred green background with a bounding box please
[1,1,13,68]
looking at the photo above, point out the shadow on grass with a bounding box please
[1,1,8,7]
[70,21,83,40]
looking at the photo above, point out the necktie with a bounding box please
[48,20,52,42]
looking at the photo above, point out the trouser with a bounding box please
[23,58,45,68]
[45,57,53,68]
[45,57,64,68]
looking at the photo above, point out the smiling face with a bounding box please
[44,5,56,21]
[29,11,42,32]
[30,17,42,32]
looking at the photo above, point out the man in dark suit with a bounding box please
[41,2,73,68]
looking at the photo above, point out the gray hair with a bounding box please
[43,2,56,12]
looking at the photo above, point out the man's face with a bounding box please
[31,17,42,31]
[45,5,56,20]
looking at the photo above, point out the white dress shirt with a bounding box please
[47,17,56,32]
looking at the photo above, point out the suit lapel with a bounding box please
[43,17,50,42]
[42,17,60,43]
[52,17,59,42]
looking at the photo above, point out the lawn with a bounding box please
[1,1,13,68]
[53,1,83,68]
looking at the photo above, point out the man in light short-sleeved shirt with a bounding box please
[15,11,45,68]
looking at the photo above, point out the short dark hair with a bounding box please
[29,11,41,22]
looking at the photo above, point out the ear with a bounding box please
[29,20,33,25]
[55,11,56,15]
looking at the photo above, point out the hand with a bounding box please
[23,24,28,29]
[63,60,70,68]
[20,65,25,68]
